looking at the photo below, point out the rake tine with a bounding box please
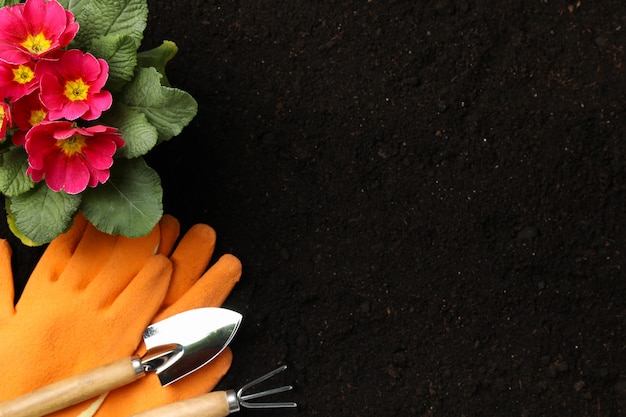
[240,385,293,402]
[127,365,296,416]
[235,365,297,409]
[239,364,288,391]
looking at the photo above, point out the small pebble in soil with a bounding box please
[516,226,539,240]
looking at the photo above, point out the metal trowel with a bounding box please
[0,307,242,417]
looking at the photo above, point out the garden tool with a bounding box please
[129,365,297,417]
[92,224,243,417]
[0,307,242,417]
[0,213,243,417]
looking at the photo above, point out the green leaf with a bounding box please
[0,0,20,7]
[63,0,148,50]
[0,147,35,197]
[137,40,179,87]
[100,103,158,158]
[121,67,198,143]
[6,199,41,247]
[80,157,162,237]
[90,34,138,93]
[7,184,81,245]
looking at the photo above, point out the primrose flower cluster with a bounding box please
[0,0,198,245]
[0,0,123,194]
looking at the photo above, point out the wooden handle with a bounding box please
[0,356,142,417]
[129,391,232,417]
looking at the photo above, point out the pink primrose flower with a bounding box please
[25,121,124,194]
[0,0,79,65]
[10,90,48,146]
[37,49,112,121]
[0,102,11,140]
[0,60,38,102]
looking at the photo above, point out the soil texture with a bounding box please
[4,1,626,416]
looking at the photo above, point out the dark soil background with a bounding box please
[3,1,626,416]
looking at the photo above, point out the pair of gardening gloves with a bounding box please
[0,213,242,416]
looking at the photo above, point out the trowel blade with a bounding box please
[142,307,242,386]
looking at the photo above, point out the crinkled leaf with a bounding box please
[6,210,39,247]
[81,157,162,237]
[100,103,158,158]
[62,0,148,50]
[7,183,80,245]
[0,147,35,197]
[121,67,197,143]
[90,34,138,93]
[137,40,179,87]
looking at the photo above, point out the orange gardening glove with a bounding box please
[91,222,242,416]
[0,212,176,403]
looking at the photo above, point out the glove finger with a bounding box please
[95,348,233,416]
[57,222,119,291]
[86,225,162,304]
[161,224,216,309]
[0,239,14,319]
[108,255,172,352]
[156,214,180,257]
[20,256,173,417]
[26,213,89,285]
[16,214,92,308]
[155,254,241,322]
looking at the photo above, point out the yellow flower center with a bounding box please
[57,134,86,156]
[28,109,47,127]
[21,32,52,54]
[64,79,90,101]
[12,64,35,85]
